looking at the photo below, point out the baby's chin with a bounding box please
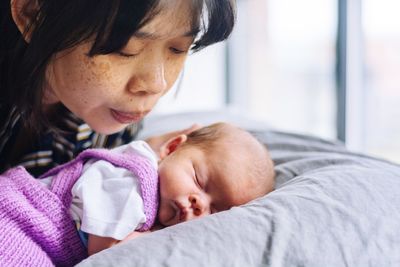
[157,209,178,227]
[157,215,176,227]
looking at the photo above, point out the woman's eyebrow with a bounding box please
[133,28,200,40]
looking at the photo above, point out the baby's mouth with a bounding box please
[174,201,188,222]
[179,209,187,222]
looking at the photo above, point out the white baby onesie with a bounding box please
[40,140,158,240]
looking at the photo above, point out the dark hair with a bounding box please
[0,0,236,132]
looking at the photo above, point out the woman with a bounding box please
[0,0,236,175]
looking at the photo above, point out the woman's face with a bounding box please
[45,1,195,134]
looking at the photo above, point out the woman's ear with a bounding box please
[10,0,39,42]
[159,134,188,160]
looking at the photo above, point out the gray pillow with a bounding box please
[77,114,400,267]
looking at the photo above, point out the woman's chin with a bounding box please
[87,121,127,135]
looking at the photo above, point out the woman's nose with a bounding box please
[188,195,210,217]
[127,59,168,96]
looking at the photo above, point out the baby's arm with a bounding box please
[88,234,119,256]
[118,223,164,245]
[88,231,151,255]
[120,230,150,243]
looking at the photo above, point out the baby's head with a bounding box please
[157,122,275,226]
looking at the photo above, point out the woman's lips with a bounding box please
[110,109,144,124]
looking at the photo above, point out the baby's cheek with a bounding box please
[157,203,174,226]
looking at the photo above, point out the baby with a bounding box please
[40,122,276,255]
[81,123,274,254]
[157,122,275,226]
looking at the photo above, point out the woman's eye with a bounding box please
[169,47,188,54]
[116,51,138,58]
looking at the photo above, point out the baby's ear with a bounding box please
[159,134,188,160]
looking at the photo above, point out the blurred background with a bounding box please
[152,0,400,163]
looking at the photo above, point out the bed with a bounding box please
[76,110,400,267]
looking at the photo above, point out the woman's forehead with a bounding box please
[138,0,199,39]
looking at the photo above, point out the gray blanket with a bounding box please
[77,113,400,267]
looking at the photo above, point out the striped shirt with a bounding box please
[0,105,141,177]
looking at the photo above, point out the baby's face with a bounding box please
[157,142,257,226]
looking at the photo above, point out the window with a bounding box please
[152,0,400,163]
[152,43,227,114]
[227,0,337,139]
[362,0,400,162]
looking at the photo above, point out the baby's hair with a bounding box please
[184,122,231,150]
[0,0,236,133]
[184,122,275,196]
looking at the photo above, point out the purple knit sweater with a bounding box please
[0,148,159,267]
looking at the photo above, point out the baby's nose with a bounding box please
[188,195,209,217]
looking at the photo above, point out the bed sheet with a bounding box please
[77,111,400,267]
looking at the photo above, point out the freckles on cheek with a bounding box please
[82,54,114,83]
[79,55,97,87]
[167,58,185,84]
[97,62,112,77]
[80,54,122,97]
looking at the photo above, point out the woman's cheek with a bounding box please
[82,65,127,99]
[83,56,114,82]
[165,55,187,85]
